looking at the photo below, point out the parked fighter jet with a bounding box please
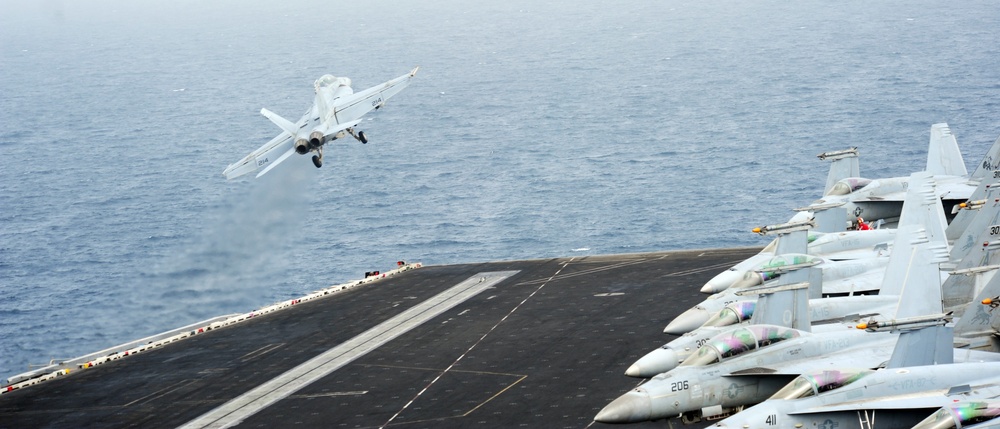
[671,168,959,335]
[223,67,419,179]
[710,284,1000,429]
[700,228,896,294]
[631,223,898,377]
[631,294,902,378]
[665,255,891,334]
[595,229,949,424]
[913,401,1000,429]
[707,128,1000,298]
[793,123,1000,226]
[596,174,974,424]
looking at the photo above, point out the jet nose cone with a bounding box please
[788,210,812,223]
[595,390,652,423]
[626,348,679,378]
[700,283,721,294]
[664,307,711,335]
[701,270,742,293]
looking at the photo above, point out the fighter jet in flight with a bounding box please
[223,67,419,179]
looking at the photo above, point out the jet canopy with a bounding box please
[703,301,755,328]
[825,177,872,196]
[730,254,820,288]
[913,402,1000,429]
[758,254,822,272]
[768,368,874,400]
[679,325,800,367]
[314,74,352,92]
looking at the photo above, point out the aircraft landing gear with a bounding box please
[312,147,323,168]
[348,128,368,144]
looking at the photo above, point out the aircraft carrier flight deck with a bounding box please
[0,248,761,428]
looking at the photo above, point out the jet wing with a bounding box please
[725,341,897,377]
[790,384,1000,415]
[851,180,973,203]
[223,132,295,180]
[332,67,418,125]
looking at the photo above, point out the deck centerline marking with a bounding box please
[380,261,572,429]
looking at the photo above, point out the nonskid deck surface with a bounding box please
[0,248,759,428]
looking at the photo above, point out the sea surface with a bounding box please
[1,0,998,381]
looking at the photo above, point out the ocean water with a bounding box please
[1,0,998,381]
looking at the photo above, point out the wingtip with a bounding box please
[410,66,420,77]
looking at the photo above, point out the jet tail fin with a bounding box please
[886,325,954,368]
[878,172,948,299]
[863,238,952,368]
[882,226,950,319]
[951,273,1000,339]
[897,171,948,245]
[741,279,812,331]
[818,148,860,195]
[969,132,1000,180]
[926,123,968,177]
[812,207,848,233]
[946,179,996,243]
[943,188,1000,311]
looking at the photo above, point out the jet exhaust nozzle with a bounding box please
[295,138,311,155]
[309,130,328,149]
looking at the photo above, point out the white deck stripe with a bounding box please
[178,271,519,429]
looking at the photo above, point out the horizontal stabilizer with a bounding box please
[260,108,298,136]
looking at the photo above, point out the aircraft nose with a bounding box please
[664,307,711,334]
[626,348,679,377]
[729,272,764,290]
[787,210,812,223]
[594,390,652,423]
[701,270,742,293]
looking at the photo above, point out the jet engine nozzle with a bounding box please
[309,130,329,149]
[295,138,311,155]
